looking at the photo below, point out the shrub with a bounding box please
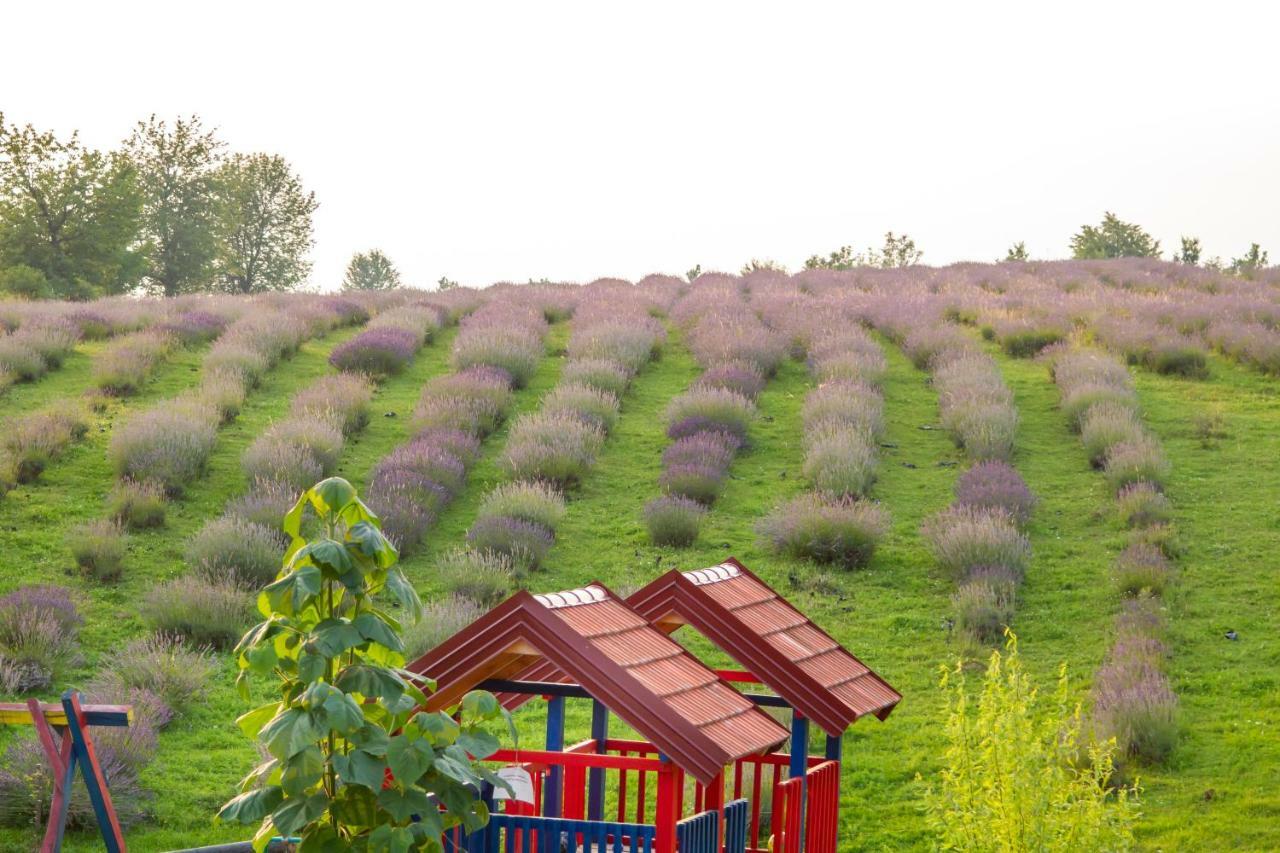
[1092,647,1178,765]
[1060,384,1138,431]
[644,495,706,547]
[160,310,227,345]
[665,388,755,444]
[477,481,566,531]
[542,382,620,432]
[662,432,740,472]
[952,578,1015,644]
[89,634,215,715]
[243,418,344,490]
[413,367,514,437]
[0,336,47,381]
[0,732,153,830]
[1103,436,1170,493]
[92,330,174,394]
[142,575,252,649]
[17,320,80,368]
[226,479,297,528]
[203,343,269,387]
[1115,482,1172,528]
[921,506,1031,579]
[372,441,467,496]
[291,373,374,435]
[110,402,219,495]
[365,476,440,553]
[501,412,605,488]
[107,478,167,529]
[0,403,90,486]
[466,515,555,570]
[1192,405,1227,446]
[660,462,727,504]
[567,321,660,374]
[67,519,127,581]
[452,324,543,387]
[200,370,248,422]
[561,358,630,397]
[694,360,767,400]
[1145,343,1207,378]
[803,427,878,498]
[187,517,286,585]
[802,381,883,440]
[923,634,1137,850]
[404,595,486,658]
[1001,328,1065,358]
[328,326,420,376]
[758,493,890,569]
[954,461,1036,526]
[0,586,81,694]
[940,400,1018,462]
[1080,403,1145,468]
[435,548,519,606]
[1113,544,1173,597]
[1126,523,1183,559]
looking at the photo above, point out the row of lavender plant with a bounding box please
[442,283,668,607]
[871,307,1034,650]
[642,275,784,547]
[1047,346,1179,771]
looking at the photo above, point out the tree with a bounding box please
[217,153,317,294]
[740,258,787,275]
[1070,212,1161,259]
[1229,243,1268,277]
[923,634,1138,851]
[0,116,144,300]
[1174,236,1201,265]
[436,276,459,290]
[685,264,702,282]
[219,477,514,848]
[124,114,225,296]
[805,231,924,270]
[1003,241,1030,262]
[342,249,401,291]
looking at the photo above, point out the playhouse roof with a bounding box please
[404,583,788,785]
[629,558,901,735]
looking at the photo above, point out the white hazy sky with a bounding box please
[5,1,1278,289]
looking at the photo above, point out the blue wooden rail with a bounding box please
[723,800,749,853]
[485,813,657,853]
[676,799,749,853]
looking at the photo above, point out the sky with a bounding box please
[4,1,1278,290]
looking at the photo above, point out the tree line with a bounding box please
[0,114,318,300]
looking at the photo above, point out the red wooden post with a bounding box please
[655,761,682,853]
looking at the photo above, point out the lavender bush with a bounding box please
[758,494,890,569]
[953,461,1036,526]
[644,495,707,547]
[328,326,420,376]
[921,506,1030,579]
[142,575,252,649]
[501,411,605,488]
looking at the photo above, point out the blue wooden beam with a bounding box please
[587,700,609,821]
[543,695,566,817]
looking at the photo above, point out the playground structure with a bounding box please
[0,690,133,853]
[407,557,900,853]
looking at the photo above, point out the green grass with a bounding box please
[2,320,1278,850]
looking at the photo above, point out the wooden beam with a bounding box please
[0,703,132,728]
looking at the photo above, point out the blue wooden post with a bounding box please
[543,695,565,817]
[62,690,126,853]
[587,699,609,820]
[825,733,843,762]
[790,713,809,852]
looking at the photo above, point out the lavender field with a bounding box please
[0,259,1278,850]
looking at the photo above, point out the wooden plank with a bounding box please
[0,703,133,727]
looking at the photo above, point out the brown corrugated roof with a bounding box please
[630,558,901,735]
[404,583,788,785]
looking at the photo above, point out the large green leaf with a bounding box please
[237,702,282,740]
[384,568,422,622]
[312,477,356,515]
[412,710,460,747]
[335,664,406,704]
[320,689,366,734]
[311,618,364,658]
[375,787,431,823]
[272,792,329,835]
[354,611,404,652]
[328,784,380,831]
[261,708,319,761]
[457,729,500,760]
[332,749,387,790]
[281,745,326,797]
[347,520,397,568]
[297,823,346,853]
[386,734,434,786]
[350,723,390,756]
[293,539,355,576]
[218,785,284,825]
[262,564,322,616]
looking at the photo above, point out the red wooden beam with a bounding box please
[487,748,663,773]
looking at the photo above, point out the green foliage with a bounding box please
[1175,236,1201,265]
[1228,243,1268,277]
[804,231,923,270]
[923,634,1138,852]
[685,264,701,283]
[124,114,226,296]
[218,153,318,294]
[436,276,459,291]
[343,249,402,291]
[221,477,514,850]
[1003,241,1030,262]
[740,258,786,275]
[0,118,145,299]
[1070,212,1161,260]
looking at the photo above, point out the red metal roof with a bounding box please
[404,583,788,785]
[627,558,901,735]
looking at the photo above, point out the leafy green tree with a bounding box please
[1175,236,1201,265]
[124,114,226,296]
[685,264,702,283]
[217,153,318,294]
[220,477,514,850]
[923,633,1138,852]
[342,249,401,291]
[805,231,923,270]
[1070,212,1161,259]
[1003,241,1030,262]
[0,117,144,299]
[0,264,52,298]
[1229,243,1268,277]
[436,276,459,291]
[740,258,787,275]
